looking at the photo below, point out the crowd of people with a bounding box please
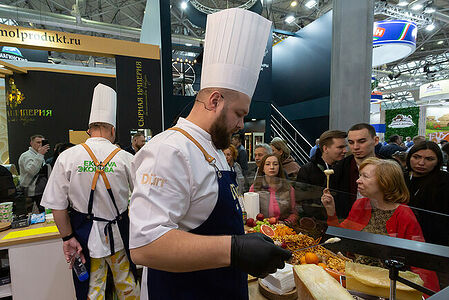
[7,121,448,296]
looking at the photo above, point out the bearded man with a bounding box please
[129,8,290,300]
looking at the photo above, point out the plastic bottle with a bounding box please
[72,255,89,282]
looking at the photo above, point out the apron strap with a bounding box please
[167,127,215,164]
[80,143,122,218]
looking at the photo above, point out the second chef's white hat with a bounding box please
[88,83,117,128]
[200,8,272,99]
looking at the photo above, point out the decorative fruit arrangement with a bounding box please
[245,214,278,233]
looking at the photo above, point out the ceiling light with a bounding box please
[180,1,188,10]
[285,15,295,24]
[424,7,436,14]
[421,47,424,50]
[425,23,435,31]
[397,1,408,7]
[305,0,317,9]
[290,1,298,7]
[411,3,423,10]
[437,40,444,45]
[251,119,257,121]
[185,43,192,46]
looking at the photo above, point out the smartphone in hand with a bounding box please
[41,139,49,147]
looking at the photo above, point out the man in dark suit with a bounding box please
[124,132,146,155]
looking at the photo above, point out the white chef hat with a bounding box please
[200,8,272,99]
[88,83,117,127]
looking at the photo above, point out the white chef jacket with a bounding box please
[41,137,134,258]
[129,118,230,249]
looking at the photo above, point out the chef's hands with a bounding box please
[321,188,336,216]
[231,233,292,278]
[63,237,86,269]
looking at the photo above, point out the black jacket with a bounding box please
[406,170,449,246]
[123,146,136,155]
[379,143,407,159]
[295,149,328,220]
[296,149,327,187]
[330,155,358,219]
[0,165,16,199]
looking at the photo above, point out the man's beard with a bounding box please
[210,110,233,150]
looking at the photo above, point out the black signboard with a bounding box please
[115,55,162,142]
[5,71,115,166]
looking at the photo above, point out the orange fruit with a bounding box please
[318,263,327,269]
[305,252,319,264]
[260,224,275,237]
[300,256,307,265]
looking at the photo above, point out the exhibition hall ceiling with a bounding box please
[0,0,449,104]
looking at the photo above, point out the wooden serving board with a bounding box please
[258,279,297,300]
[0,222,11,232]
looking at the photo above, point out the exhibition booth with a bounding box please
[0,2,448,299]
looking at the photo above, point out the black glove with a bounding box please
[231,233,292,278]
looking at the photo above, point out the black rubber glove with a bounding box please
[231,233,292,278]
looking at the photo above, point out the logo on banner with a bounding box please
[424,83,442,94]
[0,46,27,61]
[388,114,415,128]
[7,77,53,123]
[7,78,25,108]
[373,27,385,39]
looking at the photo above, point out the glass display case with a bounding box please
[242,173,449,299]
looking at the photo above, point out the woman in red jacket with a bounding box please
[321,157,440,294]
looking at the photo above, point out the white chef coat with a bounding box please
[41,137,134,258]
[129,118,230,249]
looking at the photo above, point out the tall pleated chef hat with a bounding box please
[88,83,117,127]
[200,8,272,99]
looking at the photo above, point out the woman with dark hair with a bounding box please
[406,141,449,247]
[249,154,297,224]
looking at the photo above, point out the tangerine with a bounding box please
[300,256,307,265]
[304,252,319,264]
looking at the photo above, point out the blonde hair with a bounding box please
[359,157,409,204]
